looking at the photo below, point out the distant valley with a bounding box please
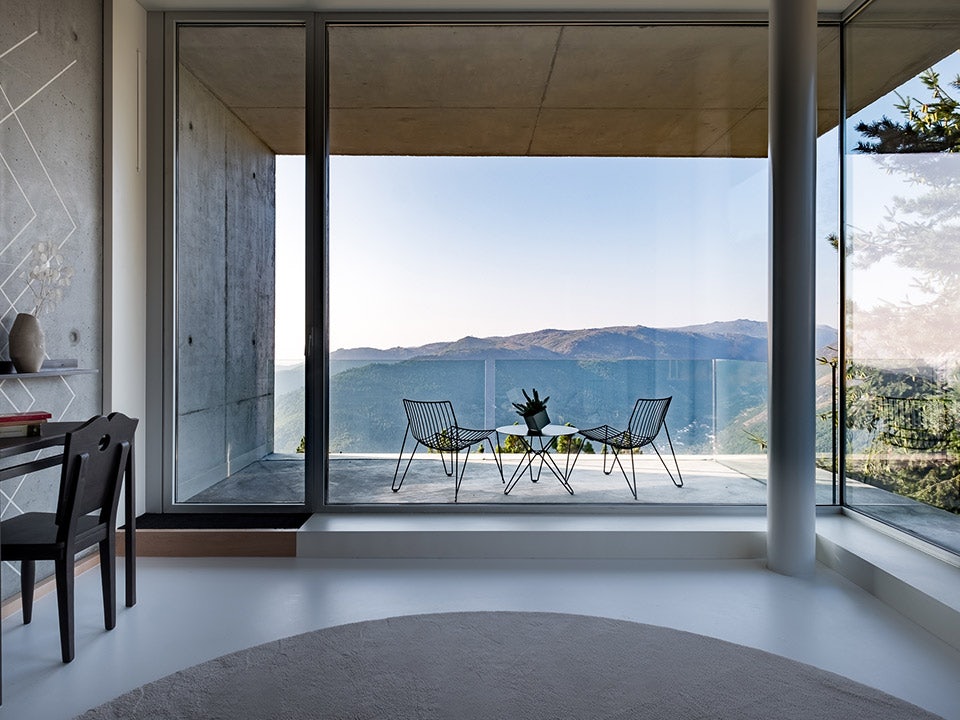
[329,319,838,363]
[274,320,838,454]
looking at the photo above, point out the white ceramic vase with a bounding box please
[9,313,45,373]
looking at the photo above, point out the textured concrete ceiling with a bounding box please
[327,24,838,157]
[146,1,857,12]
[177,18,960,158]
[179,26,306,154]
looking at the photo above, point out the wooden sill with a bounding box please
[118,528,298,558]
[1,554,100,621]
[2,529,297,620]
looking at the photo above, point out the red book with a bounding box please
[0,411,52,425]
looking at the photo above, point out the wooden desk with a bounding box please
[0,421,137,703]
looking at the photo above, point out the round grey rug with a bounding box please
[78,611,940,720]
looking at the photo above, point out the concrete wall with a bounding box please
[175,64,275,501]
[0,0,103,600]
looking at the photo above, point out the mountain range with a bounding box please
[331,319,838,363]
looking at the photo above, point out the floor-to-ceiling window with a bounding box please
[172,22,306,507]
[843,0,960,553]
[160,14,845,515]
[324,21,841,507]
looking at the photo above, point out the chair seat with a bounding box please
[425,426,493,452]
[579,425,652,449]
[1,513,106,560]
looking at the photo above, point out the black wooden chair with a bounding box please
[392,399,500,502]
[578,397,683,499]
[0,413,137,663]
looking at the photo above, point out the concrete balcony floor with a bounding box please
[182,452,960,555]
[186,452,801,505]
[329,453,790,505]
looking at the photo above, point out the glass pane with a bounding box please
[174,25,305,505]
[326,23,837,505]
[817,28,841,504]
[844,0,960,552]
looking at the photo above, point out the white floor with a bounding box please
[3,554,960,719]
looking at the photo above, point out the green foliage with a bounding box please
[841,64,960,515]
[742,429,767,452]
[427,429,452,454]
[296,436,305,453]
[555,423,586,454]
[498,430,527,454]
[848,456,960,514]
[844,362,946,435]
[850,66,960,360]
[512,387,549,417]
[843,360,960,514]
[856,69,960,155]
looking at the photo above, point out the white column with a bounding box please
[767,0,818,576]
[105,0,149,515]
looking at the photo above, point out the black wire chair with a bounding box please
[578,397,683,499]
[392,399,500,502]
[875,395,953,451]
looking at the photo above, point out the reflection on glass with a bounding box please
[174,25,305,505]
[844,0,960,552]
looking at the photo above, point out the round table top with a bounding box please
[496,423,578,438]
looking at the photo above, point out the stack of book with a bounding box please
[0,411,52,438]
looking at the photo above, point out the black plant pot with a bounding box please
[523,410,550,434]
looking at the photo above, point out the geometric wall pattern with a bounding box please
[0,0,103,600]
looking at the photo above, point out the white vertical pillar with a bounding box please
[767,0,818,577]
[105,0,149,515]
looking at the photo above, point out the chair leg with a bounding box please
[487,438,505,483]
[20,560,35,624]
[651,423,683,488]
[55,556,76,663]
[607,447,638,500]
[601,445,615,475]
[439,449,454,477]
[447,451,470,502]
[453,450,471,503]
[627,449,638,500]
[392,428,422,493]
[100,535,117,631]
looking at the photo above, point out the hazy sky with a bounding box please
[273,48,960,360]
[275,145,839,359]
[319,140,839,354]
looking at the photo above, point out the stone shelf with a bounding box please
[0,368,98,379]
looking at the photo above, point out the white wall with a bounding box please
[104,0,148,516]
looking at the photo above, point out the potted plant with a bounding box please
[512,388,551,434]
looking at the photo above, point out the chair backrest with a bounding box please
[876,395,952,450]
[55,413,138,540]
[402,399,457,444]
[627,397,672,442]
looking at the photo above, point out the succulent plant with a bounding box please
[512,387,549,417]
